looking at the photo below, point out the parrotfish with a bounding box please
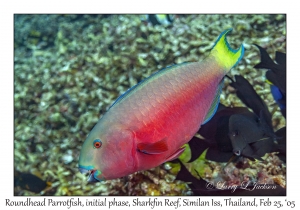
[78,29,244,182]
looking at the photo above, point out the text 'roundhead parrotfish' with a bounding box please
[78,29,244,182]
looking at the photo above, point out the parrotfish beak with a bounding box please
[79,167,89,174]
[78,166,105,182]
[87,171,99,182]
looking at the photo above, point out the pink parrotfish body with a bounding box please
[79,29,244,182]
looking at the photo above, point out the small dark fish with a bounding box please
[254,44,286,94]
[194,104,277,162]
[14,170,51,193]
[254,44,286,118]
[229,114,261,155]
[227,74,282,160]
[193,105,252,163]
[228,108,285,161]
[228,111,276,157]
[228,75,273,129]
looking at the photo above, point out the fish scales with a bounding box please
[79,29,244,181]
[111,62,219,142]
[115,61,219,124]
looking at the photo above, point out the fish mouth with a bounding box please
[87,170,100,182]
[79,167,89,174]
[234,150,241,156]
[79,166,105,182]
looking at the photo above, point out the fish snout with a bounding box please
[88,170,105,182]
[79,167,89,174]
[78,166,105,182]
[87,170,100,182]
[234,149,241,156]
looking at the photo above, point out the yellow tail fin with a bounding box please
[211,28,244,72]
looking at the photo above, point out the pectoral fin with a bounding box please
[137,138,168,154]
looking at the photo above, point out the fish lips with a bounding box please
[78,166,105,182]
[233,149,241,156]
[87,170,103,182]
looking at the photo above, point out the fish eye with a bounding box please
[232,130,239,137]
[93,139,102,149]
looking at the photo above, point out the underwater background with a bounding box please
[14,14,286,196]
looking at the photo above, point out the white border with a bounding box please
[1,1,298,209]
